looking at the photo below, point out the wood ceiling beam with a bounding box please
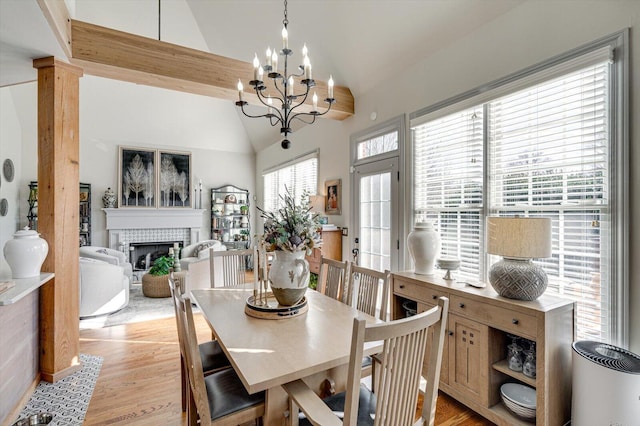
[69,19,354,120]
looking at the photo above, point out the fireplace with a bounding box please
[103,209,206,281]
[130,240,184,271]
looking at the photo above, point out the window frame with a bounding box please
[408,30,629,346]
[262,149,319,213]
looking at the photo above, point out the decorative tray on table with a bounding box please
[244,292,308,319]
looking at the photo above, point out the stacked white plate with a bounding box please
[500,383,536,419]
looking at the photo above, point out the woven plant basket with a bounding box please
[141,273,171,298]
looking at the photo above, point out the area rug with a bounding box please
[14,354,102,425]
[79,283,183,329]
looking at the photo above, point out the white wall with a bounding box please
[257,1,640,352]
[0,87,23,279]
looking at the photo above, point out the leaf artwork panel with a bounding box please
[159,151,191,207]
[119,147,156,208]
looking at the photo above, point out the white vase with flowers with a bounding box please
[258,188,321,306]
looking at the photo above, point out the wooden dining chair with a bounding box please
[345,265,392,384]
[209,247,256,287]
[348,264,391,321]
[317,257,349,303]
[283,297,449,426]
[168,272,231,412]
[178,292,265,425]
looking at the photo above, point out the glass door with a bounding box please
[352,158,399,272]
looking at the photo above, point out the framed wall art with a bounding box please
[325,179,342,215]
[159,150,191,207]
[118,147,157,208]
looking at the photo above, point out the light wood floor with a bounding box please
[79,314,493,425]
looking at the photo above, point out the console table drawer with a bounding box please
[450,295,536,338]
[394,279,447,304]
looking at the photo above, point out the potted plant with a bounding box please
[258,188,322,306]
[141,255,174,298]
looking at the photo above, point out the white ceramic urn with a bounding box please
[3,227,49,278]
[407,222,441,275]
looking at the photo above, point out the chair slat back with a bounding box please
[349,264,390,321]
[178,293,213,426]
[344,297,449,426]
[210,247,255,287]
[317,257,349,303]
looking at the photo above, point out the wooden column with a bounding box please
[33,57,83,382]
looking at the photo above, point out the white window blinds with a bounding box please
[413,106,484,281]
[412,50,619,343]
[263,153,318,213]
[489,62,610,342]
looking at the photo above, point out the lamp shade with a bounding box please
[487,217,551,259]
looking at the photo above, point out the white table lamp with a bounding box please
[487,217,552,300]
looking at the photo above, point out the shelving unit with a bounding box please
[391,271,575,426]
[27,181,91,246]
[210,185,250,250]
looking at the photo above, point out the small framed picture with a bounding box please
[325,179,341,215]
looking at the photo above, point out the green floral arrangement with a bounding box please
[148,255,174,276]
[258,188,322,254]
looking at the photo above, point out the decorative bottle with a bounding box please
[102,187,116,208]
[407,222,441,275]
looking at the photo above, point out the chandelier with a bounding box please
[235,0,335,149]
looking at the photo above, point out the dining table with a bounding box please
[190,287,382,425]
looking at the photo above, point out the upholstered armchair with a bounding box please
[79,257,130,318]
[179,240,226,293]
[79,246,133,281]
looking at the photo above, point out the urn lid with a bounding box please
[13,226,40,238]
[414,221,435,229]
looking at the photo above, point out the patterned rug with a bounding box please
[14,354,102,425]
[79,283,182,329]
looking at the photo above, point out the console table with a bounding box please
[391,271,574,426]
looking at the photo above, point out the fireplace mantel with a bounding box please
[103,208,205,249]
[103,208,205,230]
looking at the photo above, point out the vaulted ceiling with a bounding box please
[0,0,523,153]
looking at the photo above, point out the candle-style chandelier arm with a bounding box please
[254,86,285,122]
[290,99,336,124]
[235,100,283,125]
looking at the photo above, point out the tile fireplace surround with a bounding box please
[103,208,205,250]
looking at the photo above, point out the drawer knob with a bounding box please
[459,303,465,308]
[432,295,438,300]
[512,319,519,325]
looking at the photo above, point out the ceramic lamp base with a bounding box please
[489,258,547,301]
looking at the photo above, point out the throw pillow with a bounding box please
[194,241,216,258]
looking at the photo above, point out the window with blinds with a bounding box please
[413,106,484,281]
[412,49,621,344]
[489,63,609,342]
[263,153,318,213]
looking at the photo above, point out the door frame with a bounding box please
[349,115,406,271]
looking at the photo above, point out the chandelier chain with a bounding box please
[283,0,289,28]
